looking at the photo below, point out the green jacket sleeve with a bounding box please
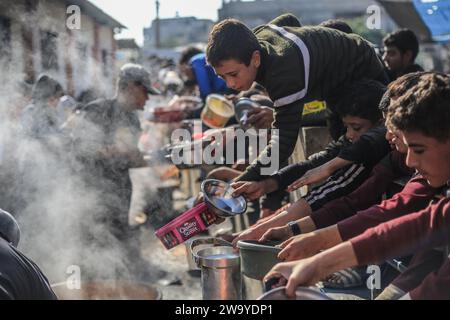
[236,101,302,181]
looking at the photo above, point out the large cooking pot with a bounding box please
[236,240,281,280]
[52,280,162,300]
[258,286,332,300]
[190,237,241,300]
[155,179,247,250]
[201,94,234,128]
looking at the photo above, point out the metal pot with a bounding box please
[236,240,281,280]
[258,286,332,300]
[234,98,259,128]
[201,94,234,128]
[190,237,241,300]
[144,137,214,169]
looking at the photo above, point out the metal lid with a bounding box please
[196,246,240,268]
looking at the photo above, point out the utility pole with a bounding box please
[155,0,161,48]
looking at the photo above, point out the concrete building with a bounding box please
[219,0,395,31]
[116,38,141,69]
[0,0,125,97]
[143,16,213,56]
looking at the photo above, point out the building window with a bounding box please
[76,42,87,69]
[40,30,59,71]
[0,16,11,62]
[101,49,109,77]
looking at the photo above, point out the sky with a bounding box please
[89,0,224,45]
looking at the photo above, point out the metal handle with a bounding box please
[190,237,232,267]
[263,277,280,293]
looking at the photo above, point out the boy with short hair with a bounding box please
[382,29,423,81]
[206,14,387,182]
[265,72,450,300]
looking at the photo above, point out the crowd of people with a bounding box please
[203,14,448,299]
[0,12,448,300]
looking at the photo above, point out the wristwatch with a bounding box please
[287,221,302,236]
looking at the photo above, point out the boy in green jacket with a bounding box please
[206,14,387,182]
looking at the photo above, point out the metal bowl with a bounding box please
[201,179,247,218]
[234,98,259,127]
[258,286,332,300]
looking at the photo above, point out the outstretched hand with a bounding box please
[231,181,266,201]
[287,166,330,192]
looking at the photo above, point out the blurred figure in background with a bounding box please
[21,74,64,140]
[383,29,423,82]
[71,64,160,280]
[179,46,232,103]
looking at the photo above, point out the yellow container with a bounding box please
[201,94,235,128]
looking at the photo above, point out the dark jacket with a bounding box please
[272,126,390,191]
[71,98,142,232]
[236,14,387,181]
[0,238,56,300]
[310,150,413,229]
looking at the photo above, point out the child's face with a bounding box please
[342,115,376,143]
[402,131,450,187]
[213,52,260,92]
[385,127,407,153]
[180,64,195,82]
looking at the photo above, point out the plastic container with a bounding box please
[201,94,234,128]
[236,240,281,280]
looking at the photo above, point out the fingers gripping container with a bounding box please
[155,203,218,250]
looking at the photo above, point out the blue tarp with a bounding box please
[413,0,450,42]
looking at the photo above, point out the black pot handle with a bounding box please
[263,277,280,293]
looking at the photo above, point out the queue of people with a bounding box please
[199,14,448,299]
[1,10,448,300]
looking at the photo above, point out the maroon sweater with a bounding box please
[409,257,450,300]
[310,151,413,229]
[336,176,437,241]
[349,198,450,299]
